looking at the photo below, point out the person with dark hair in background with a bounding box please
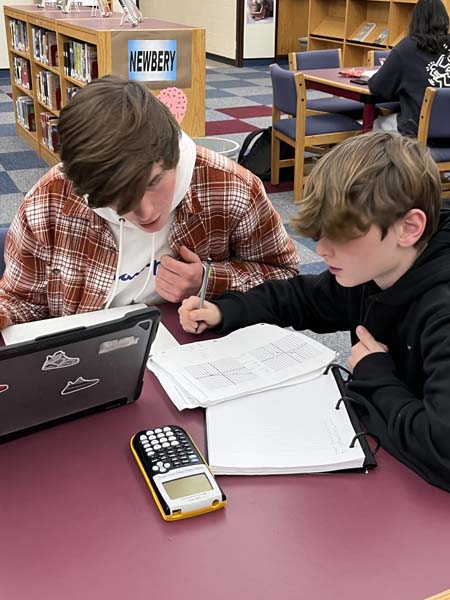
[369,0,450,136]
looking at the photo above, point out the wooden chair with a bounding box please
[270,64,362,202]
[417,87,450,198]
[367,50,400,115]
[288,49,364,118]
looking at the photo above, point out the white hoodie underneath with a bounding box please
[93,132,196,308]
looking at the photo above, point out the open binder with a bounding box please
[205,363,378,476]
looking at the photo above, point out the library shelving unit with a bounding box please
[306,0,450,66]
[276,0,310,57]
[4,4,205,165]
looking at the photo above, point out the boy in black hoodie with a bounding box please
[179,131,450,492]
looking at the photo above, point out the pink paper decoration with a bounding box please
[157,87,188,124]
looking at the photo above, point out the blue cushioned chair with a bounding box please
[367,50,400,115]
[288,49,364,119]
[418,87,450,198]
[270,64,362,202]
[0,226,8,278]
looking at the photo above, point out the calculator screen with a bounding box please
[163,473,212,499]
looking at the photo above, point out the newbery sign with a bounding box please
[128,40,177,81]
[111,30,192,89]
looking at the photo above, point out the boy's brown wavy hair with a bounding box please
[292,131,441,246]
[58,75,180,214]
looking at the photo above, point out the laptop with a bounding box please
[0,305,160,442]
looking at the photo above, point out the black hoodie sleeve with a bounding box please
[348,311,450,492]
[368,48,403,101]
[213,271,354,334]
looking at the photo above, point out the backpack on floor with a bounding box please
[237,127,294,182]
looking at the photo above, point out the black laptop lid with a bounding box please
[0,306,160,441]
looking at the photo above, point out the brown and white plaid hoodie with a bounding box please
[0,146,299,328]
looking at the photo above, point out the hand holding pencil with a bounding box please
[178,296,223,334]
[198,257,212,308]
[178,257,222,334]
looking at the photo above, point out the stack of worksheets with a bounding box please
[148,324,376,476]
[148,323,336,410]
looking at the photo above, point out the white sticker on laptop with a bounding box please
[0,384,9,394]
[42,350,80,370]
[61,376,100,395]
[98,336,139,354]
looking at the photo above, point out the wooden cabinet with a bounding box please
[278,0,449,65]
[4,4,205,166]
[276,0,309,56]
[308,0,450,66]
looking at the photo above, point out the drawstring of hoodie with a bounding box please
[105,217,125,309]
[105,217,156,308]
[132,232,155,304]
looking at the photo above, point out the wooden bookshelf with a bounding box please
[4,4,206,166]
[278,0,450,66]
[276,0,309,56]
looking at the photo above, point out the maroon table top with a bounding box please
[302,66,375,94]
[0,304,449,600]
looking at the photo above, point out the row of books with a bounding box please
[13,56,31,90]
[351,22,388,45]
[9,19,29,53]
[32,27,59,67]
[63,41,98,83]
[41,112,60,153]
[35,71,62,110]
[16,96,36,132]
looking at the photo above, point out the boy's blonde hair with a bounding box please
[292,131,441,244]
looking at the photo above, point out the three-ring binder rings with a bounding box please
[148,324,378,475]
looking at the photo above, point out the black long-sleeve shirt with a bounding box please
[213,211,450,492]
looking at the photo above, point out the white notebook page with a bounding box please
[206,371,365,474]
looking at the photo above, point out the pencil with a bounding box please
[199,258,212,308]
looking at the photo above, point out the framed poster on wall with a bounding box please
[243,0,276,58]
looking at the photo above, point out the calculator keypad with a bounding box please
[137,426,200,473]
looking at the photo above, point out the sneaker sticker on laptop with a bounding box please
[0,384,9,394]
[61,376,100,395]
[42,350,80,371]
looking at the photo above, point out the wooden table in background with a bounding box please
[302,67,381,131]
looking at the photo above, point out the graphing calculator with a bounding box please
[130,425,227,521]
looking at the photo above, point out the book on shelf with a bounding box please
[16,96,35,132]
[13,56,31,90]
[36,72,61,110]
[9,19,29,52]
[373,28,388,45]
[63,40,98,83]
[351,22,376,43]
[40,112,60,153]
[32,28,58,66]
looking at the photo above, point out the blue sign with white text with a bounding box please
[128,39,177,82]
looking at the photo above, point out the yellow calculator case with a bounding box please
[131,425,226,521]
